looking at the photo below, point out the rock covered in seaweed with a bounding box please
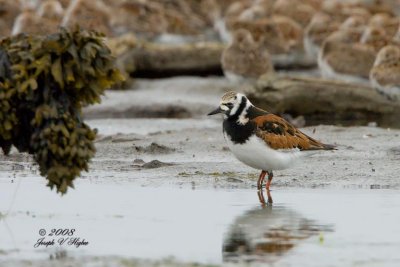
[0,28,123,194]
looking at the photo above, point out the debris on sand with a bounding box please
[134,142,175,154]
[141,160,174,169]
[96,133,142,143]
[226,177,243,183]
[95,135,113,143]
[111,137,142,143]
[177,171,239,178]
[388,147,400,156]
[133,159,145,165]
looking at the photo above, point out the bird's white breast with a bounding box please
[224,134,303,171]
[370,75,400,100]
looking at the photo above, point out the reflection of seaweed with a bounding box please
[222,198,334,263]
[222,229,252,255]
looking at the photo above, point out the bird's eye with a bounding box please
[226,103,234,109]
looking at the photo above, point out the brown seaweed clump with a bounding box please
[0,28,123,194]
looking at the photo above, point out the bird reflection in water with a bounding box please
[258,189,273,206]
[222,190,334,263]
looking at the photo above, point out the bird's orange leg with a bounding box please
[265,171,273,191]
[257,170,267,190]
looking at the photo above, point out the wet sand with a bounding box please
[89,117,400,190]
[1,77,400,266]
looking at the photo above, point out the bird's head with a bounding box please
[374,45,400,66]
[208,91,251,120]
[232,29,255,50]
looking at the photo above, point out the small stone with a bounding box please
[141,160,174,169]
[133,159,145,165]
[134,142,175,154]
[226,177,243,183]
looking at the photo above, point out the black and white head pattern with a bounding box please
[219,91,252,124]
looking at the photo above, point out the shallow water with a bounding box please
[1,179,400,266]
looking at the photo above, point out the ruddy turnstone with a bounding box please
[216,0,253,43]
[369,45,400,100]
[271,15,304,52]
[63,0,113,36]
[237,5,268,21]
[304,13,340,59]
[37,0,64,19]
[393,26,400,44]
[228,16,308,67]
[318,27,375,82]
[226,17,288,55]
[208,91,335,190]
[369,13,399,37]
[360,25,391,52]
[221,29,274,83]
[339,15,368,32]
[272,0,317,27]
[12,2,62,36]
[0,0,20,37]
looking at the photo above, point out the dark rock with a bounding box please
[246,75,400,127]
[134,142,175,154]
[142,160,174,169]
[133,159,145,165]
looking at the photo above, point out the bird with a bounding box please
[221,29,274,83]
[62,0,113,36]
[37,0,64,19]
[271,15,304,53]
[318,27,378,83]
[360,25,392,53]
[0,0,20,37]
[304,13,340,59]
[272,0,317,27]
[369,45,400,100]
[208,91,335,190]
[11,9,61,36]
[368,13,399,38]
[339,15,368,32]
